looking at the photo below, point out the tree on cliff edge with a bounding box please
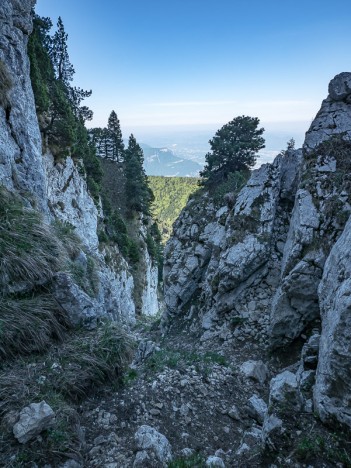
[200,116,265,186]
[125,134,154,216]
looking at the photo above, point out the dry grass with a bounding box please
[0,188,65,293]
[0,295,69,359]
[54,321,135,400]
[0,321,135,417]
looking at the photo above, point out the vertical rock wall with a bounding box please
[0,0,48,213]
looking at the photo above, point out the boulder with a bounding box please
[240,360,268,385]
[134,425,172,465]
[269,371,302,412]
[13,401,55,444]
[247,395,268,423]
[205,455,225,467]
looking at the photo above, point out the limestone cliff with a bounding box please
[0,0,47,212]
[164,72,351,429]
[0,0,159,327]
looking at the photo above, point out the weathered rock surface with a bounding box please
[163,73,351,435]
[270,72,351,347]
[13,401,55,444]
[240,360,268,385]
[314,215,351,428]
[0,0,48,213]
[247,395,268,424]
[164,149,302,341]
[45,153,99,249]
[52,272,104,329]
[134,425,172,466]
[269,371,302,412]
[205,455,225,467]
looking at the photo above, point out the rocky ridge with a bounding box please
[164,72,351,432]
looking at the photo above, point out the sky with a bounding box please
[35,0,351,152]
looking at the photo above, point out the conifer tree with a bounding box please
[125,134,154,215]
[200,116,265,186]
[107,110,124,162]
[50,17,74,85]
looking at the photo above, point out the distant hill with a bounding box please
[141,144,202,177]
[149,176,200,243]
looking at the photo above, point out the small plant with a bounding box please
[168,452,206,467]
[145,348,228,373]
[122,368,138,385]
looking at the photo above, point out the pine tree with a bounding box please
[50,17,75,85]
[107,110,124,162]
[125,134,154,215]
[200,116,265,186]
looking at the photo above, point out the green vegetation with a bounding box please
[125,134,154,216]
[145,347,228,373]
[209,170,249,206]
[168,452,206,467]
[0,187,73,291]
[296,434,351,467]
[148,176,200,242]
[28,14,102,200]
[200,115,265,187]
[0,59,12,108]
[90,110,125,162]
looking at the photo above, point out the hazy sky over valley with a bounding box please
[36,0,351,158]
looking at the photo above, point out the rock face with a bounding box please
[45,153,99,249]
[314,215,351,428]
[270,73,351,347]
[164,72,351,429]
[164,149,302,342]
[0,0,48,213]
[0,0,159,326]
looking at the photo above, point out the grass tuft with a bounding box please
[0,295,69,359]
[0,188,65,293]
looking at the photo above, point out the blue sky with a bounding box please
[35,0,351,146]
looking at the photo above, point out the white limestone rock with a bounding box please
[13,401,55,444]
[314,215,351,429]
[206,455,225,467]
[247,395,268,423]
[0,0,48,213]
[44,153,99,250]
[240,360,268,385]
[269,371,302,412]
[134,425,172,466]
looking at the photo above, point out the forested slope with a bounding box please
[148,176,199,242]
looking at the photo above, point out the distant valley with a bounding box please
[141,143,202,177]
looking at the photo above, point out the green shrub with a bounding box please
[210,170,249,206]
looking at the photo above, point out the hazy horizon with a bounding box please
[35,0,350,135]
